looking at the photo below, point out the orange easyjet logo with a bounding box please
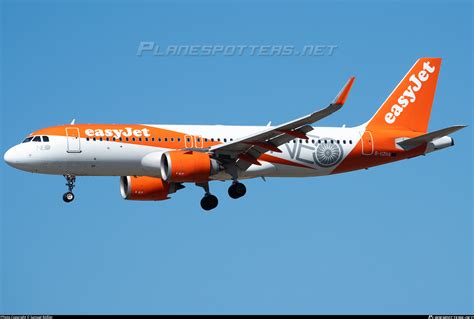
[385,61,436,125]
[85,127,151,139]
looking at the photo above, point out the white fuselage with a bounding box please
[4,124,362,180]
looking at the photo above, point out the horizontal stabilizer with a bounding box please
[397,125,467,150]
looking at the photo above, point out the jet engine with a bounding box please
[141,151,165,175]
[160,150,220,183]
[120,175,183,201]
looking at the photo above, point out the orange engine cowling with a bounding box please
[120,176,182,201]
[160,150,220,183]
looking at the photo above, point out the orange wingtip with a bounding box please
[333,76,355,105]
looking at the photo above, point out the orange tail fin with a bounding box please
[366,58,442,133]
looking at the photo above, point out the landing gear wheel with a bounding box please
[228,182,246,199]
[63,192,75,203]
[200,194,218,211]
[63,175,76,203]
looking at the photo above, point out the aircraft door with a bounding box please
[184,135,193,148]
[359,131,374,155]
[66,127,82,153]
[194,135,203,148]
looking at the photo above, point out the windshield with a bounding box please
[22,137,33,143]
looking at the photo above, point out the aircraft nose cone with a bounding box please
[4,146,23,168]
[4,147,16,166]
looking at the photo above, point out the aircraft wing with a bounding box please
[210,77,355,171]
[397,125,467,151]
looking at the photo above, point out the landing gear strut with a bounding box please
[196,182,218,211]
[228,181,246,199]
[63,174,76,203]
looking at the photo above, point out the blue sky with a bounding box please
[1,0,472,314]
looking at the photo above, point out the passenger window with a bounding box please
[152,137,155,142]
[211,138,214,142]
[204,138,208,142]
[177,138,181,142]
[349,140,352,144]
[106,137,109,141]
[93,137,97,141]
[217,138,221,142]
[158,138,162,142]
[32,136,41,142]
[230,138,234,141]
[187,138,190,142]
[171,138,174,142]
[224,138,227,142]
[139,138,142,142]
[145,138,148,142]
[331,140,334,144]
[337,140,340,144]
[119,138,122,141]
[164,138,168,142]
[197,138,201,142]
[86,137,90,141]
[22,137,33,143]
[42,136,49,142]
[132,137,135,141]
[343,140,346,144]
[126,137,129,141]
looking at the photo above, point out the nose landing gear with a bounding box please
[63,175,76,203]
[63,191,75,203]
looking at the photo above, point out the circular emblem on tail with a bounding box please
[314,138,343,167]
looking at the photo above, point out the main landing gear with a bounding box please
[228,181,246,199]
[197,180,247,211]
[197,182,218,211]
[63,174,76,203]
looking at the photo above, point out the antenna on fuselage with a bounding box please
[266,121,272,127]
[70,119,76,125]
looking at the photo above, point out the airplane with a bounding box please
[3,57,467,211]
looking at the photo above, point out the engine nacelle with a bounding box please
[160,150,220,183]
[120,176,180,201]
[141,151,165,175]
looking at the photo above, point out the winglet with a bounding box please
[332,76,355,106]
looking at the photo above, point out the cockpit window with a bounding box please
[32,136,41,142]
[22,137,33,143]
[42,136,49,142]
